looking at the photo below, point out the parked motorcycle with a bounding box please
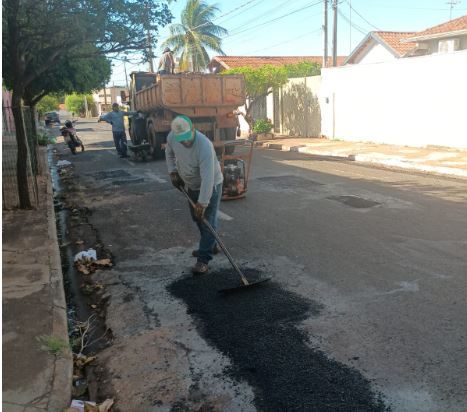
[60,120,85,154]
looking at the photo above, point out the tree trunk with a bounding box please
[12,90,32,209]
[23,92,42,175]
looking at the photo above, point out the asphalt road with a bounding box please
[55,120,467,411]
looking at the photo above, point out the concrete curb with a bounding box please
[256,142,467,179]
[45,147,73,411]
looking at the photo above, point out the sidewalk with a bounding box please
[256,137,467,178]
[2,149,72,411]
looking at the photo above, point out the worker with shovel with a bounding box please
[166,115,223,275]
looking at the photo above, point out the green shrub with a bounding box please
[37,133,49,146]
[252,118,273,134]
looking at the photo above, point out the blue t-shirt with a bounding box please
[100,110,136,132]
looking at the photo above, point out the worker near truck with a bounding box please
[158,47,175,75]
[166,115,223,275]
[98,103,137,158]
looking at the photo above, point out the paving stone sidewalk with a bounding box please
[256,137,467,178]
[2,149,72,411]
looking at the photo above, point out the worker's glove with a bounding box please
[169,171,184,190]
[193,203,205,221]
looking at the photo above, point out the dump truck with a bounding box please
[128,71,245,159]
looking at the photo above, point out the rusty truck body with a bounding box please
[128,72,245,158]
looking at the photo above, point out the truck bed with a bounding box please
[135,73,245,117]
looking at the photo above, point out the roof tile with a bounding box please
[408,14,467,39]
[373,31,417,56]
[210,55,346,70]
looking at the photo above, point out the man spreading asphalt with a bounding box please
[98,103,137,158]
[166,115,223,275]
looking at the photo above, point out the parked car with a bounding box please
[44,111,60,126]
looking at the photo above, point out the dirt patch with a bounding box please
[169,269,388,412]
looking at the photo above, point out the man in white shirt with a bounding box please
[166,115,223,275]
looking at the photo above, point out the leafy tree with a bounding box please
[23,45,111,108]
[65,94,94,116]
[23,45,112,137]
[224,62,322,132]
[162,0,227,72]
[224,65,288,131]
[284,61,321,78]
[2,0,172,208]
[36,95,60,116]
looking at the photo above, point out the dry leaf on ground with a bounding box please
[94,258,112,267]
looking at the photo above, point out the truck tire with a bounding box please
[221,128,237,155]
[147,123,165,159]
[130,117,147,145]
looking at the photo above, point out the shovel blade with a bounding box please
[218,277,271,295]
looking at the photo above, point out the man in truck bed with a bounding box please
[166,115,223,275]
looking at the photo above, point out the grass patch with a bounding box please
[37,335,70,356]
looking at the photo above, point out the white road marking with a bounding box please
[218,210,233,221]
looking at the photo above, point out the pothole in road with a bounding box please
[111,178,145,186]
[92,169,132,180]
[256,175,324,191]
[327,195,381,209]
[90,169,146,186]
[168,268,387,412]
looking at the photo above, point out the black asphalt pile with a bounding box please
[168,269,387,412]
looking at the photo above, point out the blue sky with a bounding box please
[109,0,467,85]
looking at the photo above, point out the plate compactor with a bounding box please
[219,139,254,201]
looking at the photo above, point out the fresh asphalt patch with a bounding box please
[168,269,388,412]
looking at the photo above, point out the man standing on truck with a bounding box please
[166,115,223,275]
[158,47,175,75]
[98,103,137,158]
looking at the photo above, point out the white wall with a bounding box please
[320,50,467,148]
[357,43,396,64]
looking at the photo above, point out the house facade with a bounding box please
[92,85,129,115]
[401,14,467,56]
[345,15,467,64]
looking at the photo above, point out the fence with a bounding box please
[2,90,39,209]
[320,50,467,148]
[274,76,321,137]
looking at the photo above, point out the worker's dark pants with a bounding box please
[188,183,222,264]
[112,131,127,156]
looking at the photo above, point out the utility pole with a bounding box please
[147,28,155,72]
[323,0,328,68]
[332,0,338,67]
[145,3,155,72]
[83,95,88,118]
[123,59,129,90]
[446,0,460,20]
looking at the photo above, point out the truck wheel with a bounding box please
[222,128,237,155]
[130,118,147,145]
[147,124,165,159]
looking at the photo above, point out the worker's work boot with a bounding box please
[192,262,209,276]
[192,245,220,258]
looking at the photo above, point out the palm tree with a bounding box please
[162,0,227,72]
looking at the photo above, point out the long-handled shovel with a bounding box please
[181,187,271,294]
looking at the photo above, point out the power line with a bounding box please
[217,0,267,24]
[245,27,322,54]
[337,8,367,35]
[190,0,262,31]
[223,0,304,41]
[223,0,323,40]
[344,0,381,30]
